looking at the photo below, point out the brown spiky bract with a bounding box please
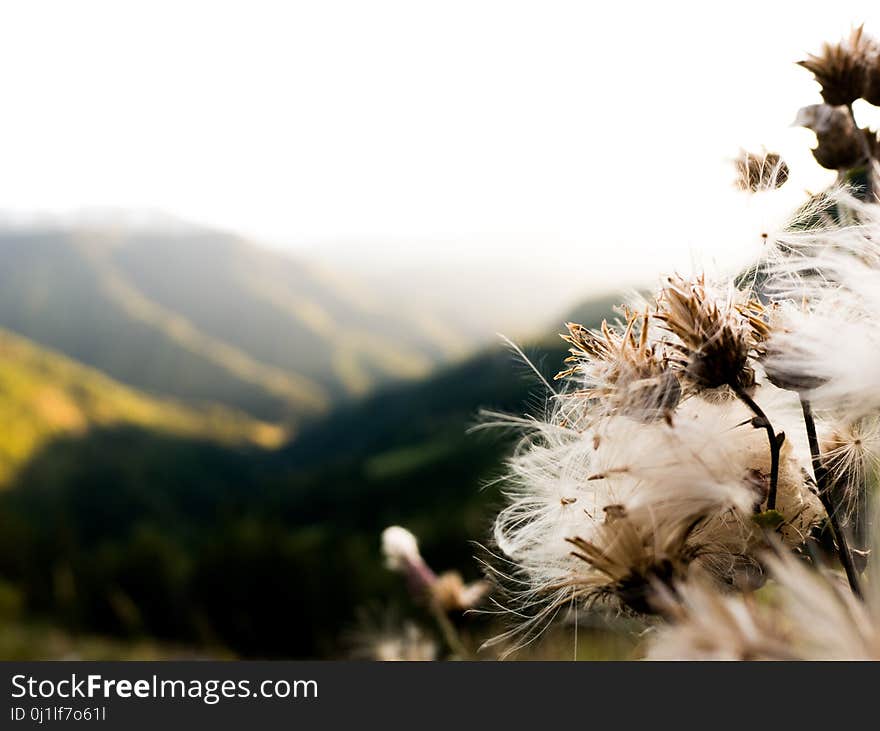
[561,501,759,615]
[794,104,878,171]
[655,275,766,392]
[798,25,878,106]
[734,150,789,192]
[556,309,681,419]
[564,506,700,614]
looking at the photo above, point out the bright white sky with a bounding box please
[3,1,880,317]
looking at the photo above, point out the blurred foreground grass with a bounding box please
[0,620,226,661]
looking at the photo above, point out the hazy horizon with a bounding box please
[5,4,876,271]
[6,1,880,334]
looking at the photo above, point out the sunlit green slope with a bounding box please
[0,222,473,422]
[0,326,283,486]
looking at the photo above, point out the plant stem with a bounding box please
[846,104,875,202]
[733,386,781,510]
[800,397,863,599]
[429,601,470,660]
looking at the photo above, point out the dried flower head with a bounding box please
[647,539,880,660]
[863,48,880,106]
[756,301,830,393]
[655,275,767,392]
[564,504,737,615]
[485,388,822,651]
[761,198,880,416]
[821,416,880,536]
[734,149,789,192]
[762,349,829,393]
[556,309,681,420]
[382,526,487,613]
[430,571,489,612]
[794,104,876,171]
[797,26,879,106]
[381,526,437,595]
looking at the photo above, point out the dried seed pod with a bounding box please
[794,104,873,171]
[798,26,879,106]
[655,275,765,392]
[734,150,789,192]
[862,51,880,105]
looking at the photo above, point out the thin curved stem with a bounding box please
[733,386,781,511]
[800,397,863,599]
[429,601,469,660]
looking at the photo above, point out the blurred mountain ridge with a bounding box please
[0,217,477,423]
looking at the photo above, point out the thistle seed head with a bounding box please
[556,308,681,420]
[762,343,830,393]
[794,103,877,171]
[564,506,700,614]
[734,149,789,192]
[655,275,766,392]
[798,25,879,106]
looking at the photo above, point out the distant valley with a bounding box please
[0,220,477,424]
